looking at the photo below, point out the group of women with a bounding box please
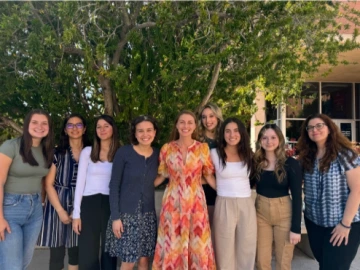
[0,105,359,270]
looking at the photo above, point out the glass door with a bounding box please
[333,120,354,142]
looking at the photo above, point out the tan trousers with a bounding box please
[213,196,257,270]
[256,194,295,270]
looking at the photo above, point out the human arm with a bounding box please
[109,148,125,221]
[45,163,71,224]
[0,153,12,241]
[154,144,169,187]
[288,158,302,244]
[203,174,216,190]
[154,175,166,187]
[330,165,360,246]
[72,147,91,234]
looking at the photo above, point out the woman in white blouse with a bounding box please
[211,117,256,270]
[72,115,119,270]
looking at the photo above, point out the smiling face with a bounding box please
[28,114,50,142]
[307,117,329,146]
[224,122,241,146]
[176,113,196,138]
[135,121,156,146]
[201,108,219,133]
[260,128,279,153]
[65,116,86,140]
[96,119,113,141]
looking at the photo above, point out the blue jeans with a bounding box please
[0,193,43,270]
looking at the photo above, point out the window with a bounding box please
[286,82,319,118]
[286,120,303,142]
[321,83,352,119]
[356,83,360,119]
[265,100,277,122]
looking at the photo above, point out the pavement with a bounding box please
[28,191,360,270]
[28,246,360,270]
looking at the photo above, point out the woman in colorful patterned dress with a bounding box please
[38,114,90,270]
[153,110,216,270]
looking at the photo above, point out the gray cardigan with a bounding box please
[109,145,159,220]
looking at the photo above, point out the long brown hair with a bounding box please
[169,110,198,142]
[253,124,287,182]
[20,109,54,168]
[90,115,119,162]
[216,117,253,174]
[297,113,357,173]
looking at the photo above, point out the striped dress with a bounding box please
[37,147,79,248]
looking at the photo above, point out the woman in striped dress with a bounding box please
[38,114,90,270]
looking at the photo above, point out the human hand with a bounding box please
[330,223,350,246]
[112,219,124,239]
[290,232,301,245]
[72,218,81,235]
[58,209,72,224]
[0,218,11,241]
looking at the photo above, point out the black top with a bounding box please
[203,136,217,205]
[254,157,302,233]
[109,145,159,220]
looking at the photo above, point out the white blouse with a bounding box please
[73,147,113,218]
[210,149,251,198]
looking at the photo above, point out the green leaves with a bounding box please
[0,1,359,144]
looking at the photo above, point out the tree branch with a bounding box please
[0,116,22,134]
[63,47,85,56]
[196,62,222,114]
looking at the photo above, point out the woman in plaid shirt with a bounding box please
[297,113,360,270]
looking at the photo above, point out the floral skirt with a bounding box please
[105,201,157,263]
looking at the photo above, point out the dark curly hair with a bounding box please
[297,113,357,173]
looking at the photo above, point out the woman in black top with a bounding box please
[198,103,223,229]
[106,115,159,270]
[252,124,302,270]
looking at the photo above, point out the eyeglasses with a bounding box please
[306,122,326,132]
[66,123,84,129]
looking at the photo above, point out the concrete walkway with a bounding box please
[28,246,360,270]
[29,191,360,269]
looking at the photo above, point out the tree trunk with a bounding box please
[196,62,222,114]
[98,75,114,116]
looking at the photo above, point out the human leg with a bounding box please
[100,195,117,270]
[235,197,256,270]
[78,195,101,270]
[50,246,66,270]
[213,196,237,270]
[273,196,294,270]
[67,246,79,270]
[23,194,43,269]
[321,221,360,270]
[256,195,274,270]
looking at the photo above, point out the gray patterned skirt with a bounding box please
[105,201,157,263]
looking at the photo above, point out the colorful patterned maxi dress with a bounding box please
[152,141,216,270]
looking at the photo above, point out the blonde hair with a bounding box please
[198,103,223,142]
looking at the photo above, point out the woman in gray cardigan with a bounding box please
[105,115,159,270]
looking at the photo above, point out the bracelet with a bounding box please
[340,220,351,229]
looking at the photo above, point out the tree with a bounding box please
[0,1,358,144]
